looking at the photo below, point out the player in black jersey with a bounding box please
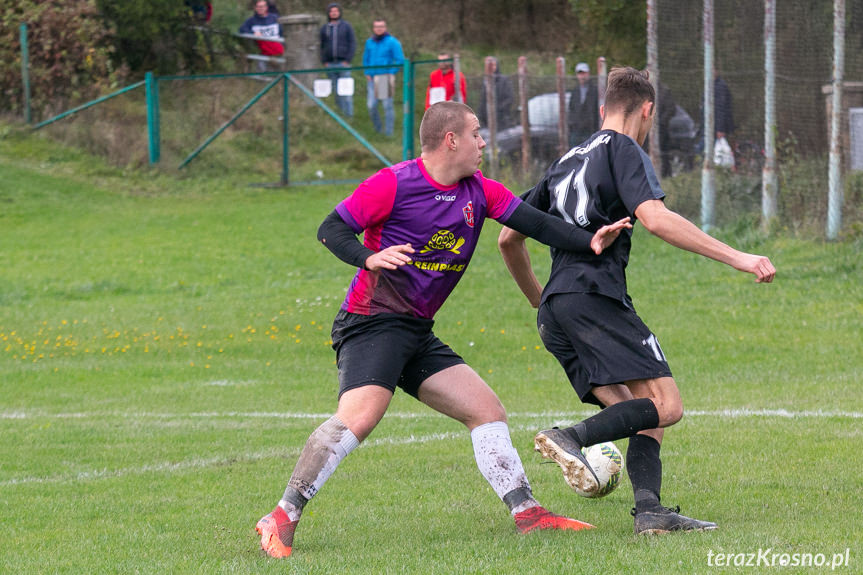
[498,67,775,535]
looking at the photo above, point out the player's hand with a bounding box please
[735,253,776,283]
[590,217,632,255]
[365,244,415,271]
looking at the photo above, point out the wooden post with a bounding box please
[518,56,530,174]
[453,53,463,103]
[556,56,568,155]
[484,56,499,177]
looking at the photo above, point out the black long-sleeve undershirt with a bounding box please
[505,202,595,252]
[316,201,596,269]
[317,210,376,269]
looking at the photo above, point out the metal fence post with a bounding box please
[827,0,845,240]
[282,73,289,186]
[145,72,161,164]
[20,23,31,124]
[402,59,414,161]
[701,0,715,232]
[762,0,778,231]
[647,0,662,175]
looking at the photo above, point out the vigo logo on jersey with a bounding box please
[552,158,592,227]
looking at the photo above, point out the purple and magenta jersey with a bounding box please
[336,158,521,318]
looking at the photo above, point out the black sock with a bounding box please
[502,486,534,513]
[626,434,663,513]
[568,398,660,447]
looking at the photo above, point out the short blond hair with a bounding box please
[420,101,475,151]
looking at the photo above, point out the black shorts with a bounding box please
[330,309,466,399]
[537,292,673,406]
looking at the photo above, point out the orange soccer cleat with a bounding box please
[255,506,298,558]
[514,505,595,534]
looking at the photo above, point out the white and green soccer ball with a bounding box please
[579,441,624,498]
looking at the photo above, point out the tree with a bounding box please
[96,0,204,74]
[1,1,115,118]
[568,0,646,66]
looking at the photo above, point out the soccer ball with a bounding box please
[578,441,624,498]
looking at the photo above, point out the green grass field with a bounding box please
[1,127,861,574]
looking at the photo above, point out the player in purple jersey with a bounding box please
[255,101,633,558]
[499,67,775,535]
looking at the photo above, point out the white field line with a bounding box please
[0,429,470,487]
[1,409,860,488]
[2,408,863,421]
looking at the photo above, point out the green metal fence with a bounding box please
[31,63,418,186]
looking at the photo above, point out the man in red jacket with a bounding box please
[425,53,467,110]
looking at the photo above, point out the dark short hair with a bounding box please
[420,101,475,151]
[604,67,655,117]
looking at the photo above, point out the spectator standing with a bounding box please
[239,0,284,69]
[362,18,404,136]
[568,62,600,146]
[425,53,467,110]
[656,81,678,177]
[714,70,734,140]
[476,57,515,130]
[186,0,212,23]
[320,3,357,118]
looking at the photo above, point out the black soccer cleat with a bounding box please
[534,427,600,496]
[631,505,718,535]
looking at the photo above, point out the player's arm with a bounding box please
[317,210,414,271]
[498,226,543,307]
[498,212,632,307]
[503,202,631,255]
[634,199,776,283]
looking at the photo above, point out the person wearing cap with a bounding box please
[320,3,357,118]
[568,62,600,146]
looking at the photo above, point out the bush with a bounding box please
[0,1,117,119]
[96,0,213,75]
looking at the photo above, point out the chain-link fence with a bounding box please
[17,2,863,236]
[653,0,863,235]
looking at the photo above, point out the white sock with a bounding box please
[278,416,359,521]
[470,421,538,515]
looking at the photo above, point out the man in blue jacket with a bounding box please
[362,19,404,136]
[320,3,356,118]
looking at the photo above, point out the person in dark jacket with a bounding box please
[320,3,357,118]
[476,57,515,130]
[239,0,284,70]
[714,71,734,140]
[568,62,600,146]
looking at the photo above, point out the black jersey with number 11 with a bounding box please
[521,130,665,307]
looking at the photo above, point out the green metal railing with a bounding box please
[32,80,147,131]
[29,63,420,186]
[20,24,31,125]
